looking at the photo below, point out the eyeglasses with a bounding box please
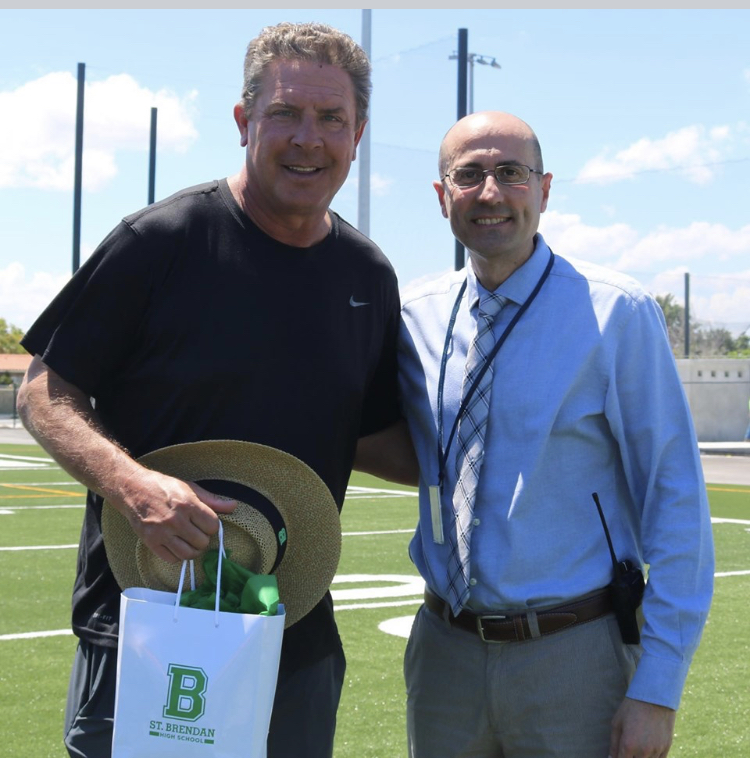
[442,164,543,188]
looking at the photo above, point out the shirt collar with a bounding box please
[466,234,551,310]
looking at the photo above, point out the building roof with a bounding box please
[0,353,32,374]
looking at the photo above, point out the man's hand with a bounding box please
[117,467,237,563]
[18,357,237,564]
[610,697,676,757]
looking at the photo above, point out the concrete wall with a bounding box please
[0,385,18,417]
[676,359,750,441]
[2,361,749,441]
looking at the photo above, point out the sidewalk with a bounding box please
[0,420,35,445]
[2,419,749,454]
[698,442,750,457]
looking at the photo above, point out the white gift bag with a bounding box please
[111,526,285,758]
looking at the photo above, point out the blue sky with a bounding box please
[1,9,749,335]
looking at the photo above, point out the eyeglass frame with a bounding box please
[441,163,544,189]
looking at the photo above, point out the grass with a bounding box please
[0,445,748,757]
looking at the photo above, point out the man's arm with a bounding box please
[354,419,420,486]
[604,293,713,753]
[17,356,235,562]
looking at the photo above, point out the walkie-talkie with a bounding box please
[592,492,645,645]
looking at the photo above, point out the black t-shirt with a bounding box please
[22,179,401,668]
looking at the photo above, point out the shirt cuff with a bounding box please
[626,651,690,710]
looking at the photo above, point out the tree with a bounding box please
[655,295,749,358]
[727,332,750,359]
[655,294,684,353]
[0,318,25,354]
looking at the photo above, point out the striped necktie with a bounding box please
[447,291,506,615]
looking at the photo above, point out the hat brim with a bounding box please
[102,440,341,628]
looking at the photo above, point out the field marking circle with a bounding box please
[331,573,423,601]
[379,615,415,638]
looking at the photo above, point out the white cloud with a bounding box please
[642,265,750,331]
[341,171,393,200]
[613,222,750,273]
[576,124,733,185]
[0,72,198,192]
[695,281,750,331]
[0,262,70,332]
[539,211,750,331]
[540,211,750,273]
[538,210,638,265]
[371,172,394,197]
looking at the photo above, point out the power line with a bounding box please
[373,35,454,64]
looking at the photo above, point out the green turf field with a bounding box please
[0,443,748,757]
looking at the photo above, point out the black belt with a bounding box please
[424,588,612,642]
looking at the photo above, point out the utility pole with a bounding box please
[72,62,85,274]
[358,9,372,237]
[454,29,468,271]
[684,272,691,358]
[148,107,157,205]
[448,52,501,114]
[450,33,502,271]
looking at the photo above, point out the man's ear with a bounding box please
[433,180,449,219]
[540,172,553,213]
[352,120,367,160]
[233,103,249,148]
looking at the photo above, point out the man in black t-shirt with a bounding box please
[18,22,416,758]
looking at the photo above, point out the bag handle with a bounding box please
[174,521,226,627]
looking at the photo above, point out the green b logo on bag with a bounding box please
[163,664,208,722]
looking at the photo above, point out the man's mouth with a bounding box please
[474,216,511,226]
[286,165,321,174]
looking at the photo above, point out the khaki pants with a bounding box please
[405,604,641,757]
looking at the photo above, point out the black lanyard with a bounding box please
[436,250,555,490]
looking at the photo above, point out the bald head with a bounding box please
[438,112,544,177]
[432,110,552,290]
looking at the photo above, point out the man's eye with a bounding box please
[497,165,522,179]
[454,168,480,183]
[321,114,345,128]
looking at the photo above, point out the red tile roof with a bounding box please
[0,353,31,373]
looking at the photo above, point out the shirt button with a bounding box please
[469,578,477,586]
[472,517,481,526]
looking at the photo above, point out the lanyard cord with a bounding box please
[436,250,556,488]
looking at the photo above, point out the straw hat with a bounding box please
[101,440,341,628]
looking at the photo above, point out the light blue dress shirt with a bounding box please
[398,234,714,710]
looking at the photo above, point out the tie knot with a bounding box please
[478,292,506,320]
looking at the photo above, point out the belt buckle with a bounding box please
[476,614,509,642]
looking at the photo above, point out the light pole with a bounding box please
[358,9,372,237]
[449,39,502,270]
[448,51,501,114]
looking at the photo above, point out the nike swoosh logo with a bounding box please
[349,296,370,307]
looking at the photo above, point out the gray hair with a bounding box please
[241,22,371,127]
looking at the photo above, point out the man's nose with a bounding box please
[476,172,508,202]
[292,114,324,149]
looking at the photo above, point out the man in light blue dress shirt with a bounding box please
[397,112,714,757]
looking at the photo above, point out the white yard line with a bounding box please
[715,570,750,578]
[1,481,80,486]
[335,598,423,612]
[0,629,73,641]
[0,544,78,551]
[0,454,56,464]
[347,486,418,497]
[0,504,83,510]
